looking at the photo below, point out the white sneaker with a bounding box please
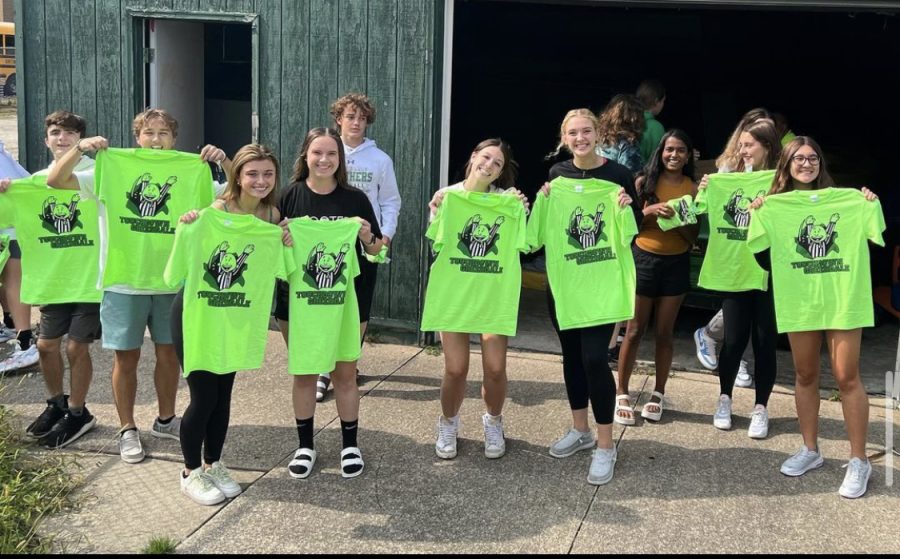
[435,415,459,460]
[587,447,617,485]
[0,342,39,373]
[118,428,145,464]
[713,395,732,430]
[693,327,718,370]
[780,446,824,477]
[735,360,752,388]
[483,413,506,459]
[205,461,242,498]
[748,405,769,439]
[181,468,226,506]
[839,457,872,499]
[0,325,16,343]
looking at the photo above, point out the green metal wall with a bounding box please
[15,0,439,329]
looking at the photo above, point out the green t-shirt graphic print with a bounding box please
[695,170,774,292]
[526,177,638,329]
[164,207,289,375]
[96,148,214,291]
[657,194,698,232]
[285,218,362,375]
[0,176,102,304]
[420,190,527,336]
[747,188,885,332]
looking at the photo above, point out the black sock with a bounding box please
[16,329,32,350]
[296,417,314,449]
[50,393,67,410]
[157,415,174,425]
[341,419,359,449]
[3,312,12,329]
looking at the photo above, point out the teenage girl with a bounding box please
[427,139,528,461]
[174,144,287,505]
[753,136,879,498]
[615,129,698,425]
[276,128,385,480]
[541,108,639,485]
[596,94,646,175]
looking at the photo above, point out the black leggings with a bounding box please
[547,291,616,425]
[171,289,236,470]
[717,287,777,406]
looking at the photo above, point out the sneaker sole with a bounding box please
[120,451,146,464]
[45,418,97,449]
[435,448,457,460]
[485,448,506,459]
[713,419,732,430]
[549,439,596,459]
[839,477,870,499]
[693,330,718,370]
[748,427,768,440]
[214,483,243,498]
[150,429,180,441]
[780,456,824,477]
[181,486,226,506]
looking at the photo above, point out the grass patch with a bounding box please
[142,536,178,554]
[828,389,842,402]
[424,344,442,356]
[0,401,80,553]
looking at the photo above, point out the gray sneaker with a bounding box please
[780,446,824,477]
[587,447,617,485]
[549,428,595,458]
[151,416,181,441]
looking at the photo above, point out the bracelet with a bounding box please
[76,142,86,154]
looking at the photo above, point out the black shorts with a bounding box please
[633,245,691,298]
[38,303,102,343]
[9,239,21,259]
[273,263,377,323]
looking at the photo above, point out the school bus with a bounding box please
[0,21,15,96]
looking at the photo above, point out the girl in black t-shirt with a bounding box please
[276,128,385,480]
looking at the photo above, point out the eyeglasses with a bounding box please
[792,154,820,166]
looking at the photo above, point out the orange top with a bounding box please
[635,175,694,255]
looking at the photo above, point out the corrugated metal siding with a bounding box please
[16,0,438,328]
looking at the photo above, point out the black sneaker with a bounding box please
[38,408,97,449]
[26,396,68,439]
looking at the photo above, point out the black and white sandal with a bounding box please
[288,448,316,479]
[316,376,331,403]
[340,446,364,479]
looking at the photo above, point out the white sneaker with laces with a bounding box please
[780,446,824,476]
[118,428,145,464]
[0,342,39,373]
[839,457,871,499]
[693,327,718,370]
[435,415,459,459]
[483,413,506,459]
[748,405,769,439]
[713,394,732,430]
[181,468,226,506]
[205,461,242,498]
[735,360,752,388]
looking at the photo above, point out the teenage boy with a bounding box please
[47,108,230,463]
[320,92,401,401]
[0,111,101,445]
[636,79,666,163]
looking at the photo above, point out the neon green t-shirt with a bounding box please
[526,177,638,329]
[420,190,527,336]
[285,218,362,375]
[0,234,10,282]
[0,176,102,304]
[95,148,214,291]
[747,187,886,332]
[657,193,698,232]
[163,207,290,375]
[695,170,774,292]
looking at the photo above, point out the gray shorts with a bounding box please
[39,303,102,343]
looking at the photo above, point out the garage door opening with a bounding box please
[446,0,898,352]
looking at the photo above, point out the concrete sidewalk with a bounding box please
[2,336,898,554]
